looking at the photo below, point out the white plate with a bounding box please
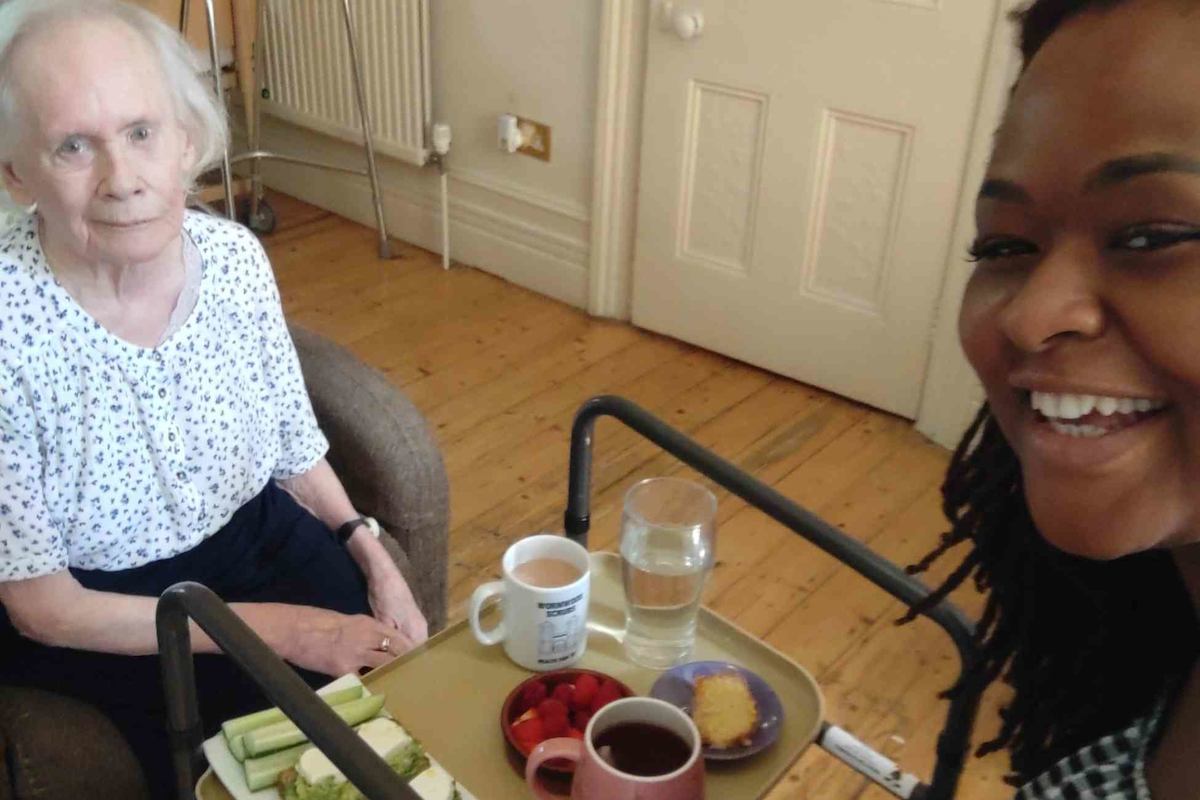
[199,674,476,800]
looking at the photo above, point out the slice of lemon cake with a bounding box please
[691,671,758,749]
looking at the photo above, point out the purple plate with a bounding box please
[649,660,783,761]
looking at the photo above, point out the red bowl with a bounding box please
[500,668,636,776]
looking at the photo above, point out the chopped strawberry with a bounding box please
[512,716,546,754]
[572,674,599,709]
[572,709,592,731]
[551,682,575,707]
[590,680,623,714]
[541,711,570,738]
[538,698,569,721]
[520,680,549,712]
[567,728,585,740]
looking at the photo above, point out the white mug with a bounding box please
[469,535,591,671]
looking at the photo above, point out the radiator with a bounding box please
[260,0,431,166]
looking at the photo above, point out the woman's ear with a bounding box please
[180,128,198,179]
[1,162,34,207]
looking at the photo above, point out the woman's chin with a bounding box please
[88,218,180,265]
[1038,529,1139,561]
[1028,501,1159,561]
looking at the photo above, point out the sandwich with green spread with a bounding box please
[276,718,462,800]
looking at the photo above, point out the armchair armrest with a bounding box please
[289,324,449,633]
[0,687,148,800]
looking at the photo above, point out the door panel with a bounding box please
[633,0,999,416]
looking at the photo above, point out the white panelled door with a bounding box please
[632,0,999,417]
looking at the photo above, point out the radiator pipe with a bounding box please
[440,171,450,270]
[431,123,453,270]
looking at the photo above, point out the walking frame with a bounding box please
[159,395,980,800]
[184,0,396,258]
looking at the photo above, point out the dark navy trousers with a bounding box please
[0,481,372,799]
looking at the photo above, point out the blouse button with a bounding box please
[158,388,167,398]
[176,470,187,481]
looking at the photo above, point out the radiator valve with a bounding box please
[432,122,452,156]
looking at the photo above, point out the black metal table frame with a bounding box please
[157,393,979,800]
[563,395,980,800]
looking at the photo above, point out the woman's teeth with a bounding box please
[1028,391,1167,438]
[1030,391,1165,419]
[1045,422,1108,438]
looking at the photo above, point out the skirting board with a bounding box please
[257,160,589,310]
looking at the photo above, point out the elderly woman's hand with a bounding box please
[276,463,430,649]
[286,606,412,677]
[365,558,429,648]
[343,527,429,649]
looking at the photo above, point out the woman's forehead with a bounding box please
[13,16,172,138]
[992,0,1200,183]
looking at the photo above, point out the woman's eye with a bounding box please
[55,136,89,158]
[130,126,152,143]
[1109,226,1200,252]
[967,237,1037,262]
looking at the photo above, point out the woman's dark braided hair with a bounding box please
[906,406,1195,782]
[903,1,1199,784]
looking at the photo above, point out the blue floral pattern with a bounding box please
[0,211,328,579]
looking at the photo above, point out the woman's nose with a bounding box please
[997,245,1105,352]
[97,149,143,200]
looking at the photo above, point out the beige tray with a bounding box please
[197,552,824,799]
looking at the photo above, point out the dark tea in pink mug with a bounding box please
[525,697,705,799]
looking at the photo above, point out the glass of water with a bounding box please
[620,477,717,669]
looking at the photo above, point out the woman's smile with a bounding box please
[1009,385,1173,473]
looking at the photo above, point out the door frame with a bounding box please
[588,0,649,320]
[588,0,1023,448]
[913,0,1024,447]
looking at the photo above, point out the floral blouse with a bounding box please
[0,211,328,579]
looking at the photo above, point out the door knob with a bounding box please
[661,2,704,41]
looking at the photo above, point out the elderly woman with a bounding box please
[907,0,1200,797]
[0,0,427,795]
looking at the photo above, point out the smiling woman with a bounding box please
[905,1,1200,798]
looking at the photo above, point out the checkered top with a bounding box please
[1014,703,1165,800]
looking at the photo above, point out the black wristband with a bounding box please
[335,517,372,545]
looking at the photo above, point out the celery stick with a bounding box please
[222,685,364,742]
[243,741,312,792]
[243,695,386,758]
[230,734,247,762]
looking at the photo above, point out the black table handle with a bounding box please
[563,395,979,800]
[157,581,419,800]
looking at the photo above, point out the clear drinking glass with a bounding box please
[619,477,717,669]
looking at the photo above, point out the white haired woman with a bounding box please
[0,1,427,795]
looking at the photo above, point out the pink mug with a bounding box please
[526,697,705,800]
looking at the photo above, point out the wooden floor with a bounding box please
[260,193,1013,799]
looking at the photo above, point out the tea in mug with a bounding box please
[592,722,692,777]
[510,557,583,589]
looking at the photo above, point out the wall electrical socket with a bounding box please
[515,116,551,162]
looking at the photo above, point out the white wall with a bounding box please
[251,0,603,308]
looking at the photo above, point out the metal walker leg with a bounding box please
[202,0,236,219]
[248,0,267,227]
[338,0,392,260]
[187,0,397,256]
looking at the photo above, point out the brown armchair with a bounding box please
[0,326,450,800]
